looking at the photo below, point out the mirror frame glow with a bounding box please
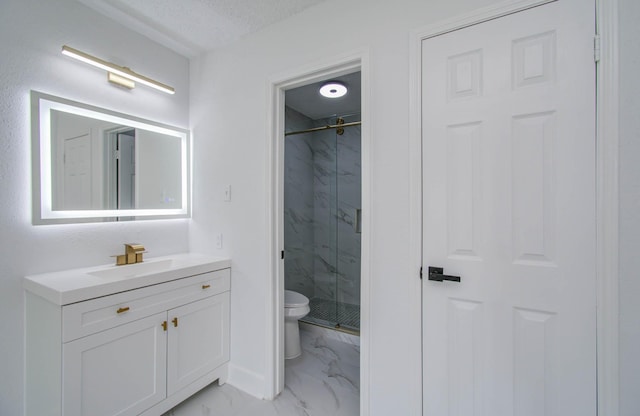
[31,91,190,224]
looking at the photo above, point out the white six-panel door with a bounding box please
[421,1,596,415]
[63,133,92,210]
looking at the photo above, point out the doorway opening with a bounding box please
[267,54,370,413]
[284,71,362,335]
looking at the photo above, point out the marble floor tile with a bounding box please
[300,322,359,347]
[167,328,360,416]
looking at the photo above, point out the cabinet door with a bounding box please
[167,293,230,396]
[63,313,167,416]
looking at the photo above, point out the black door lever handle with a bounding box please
[428,267,461,282]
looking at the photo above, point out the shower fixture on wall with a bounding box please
[61,45,175,95]
[336,117,345,135]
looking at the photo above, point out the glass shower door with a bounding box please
[284,109,361,333]
[334,113,361,332]
[308,115,339,326]
[305,113,361,332]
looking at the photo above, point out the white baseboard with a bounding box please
[227,363,266,400]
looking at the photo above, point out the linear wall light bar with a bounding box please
[61,45,175,95]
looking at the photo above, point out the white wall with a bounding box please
[618,0,640,414]
[0,1,190,414]
[188,0,502,413]
[136,129,183,209]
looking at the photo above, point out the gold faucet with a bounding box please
[114,243,146,266]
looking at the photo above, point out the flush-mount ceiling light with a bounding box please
[61,45,175,95]
[319,81,347,98]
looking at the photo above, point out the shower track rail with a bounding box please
[284,120,361,136]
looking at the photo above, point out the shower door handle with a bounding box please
[355,209,362,234]
[427,267,461,282]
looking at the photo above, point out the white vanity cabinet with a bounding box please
[24,255,231,416]
[63,312,169,416]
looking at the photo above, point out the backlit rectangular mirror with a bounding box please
[31,91,190,224]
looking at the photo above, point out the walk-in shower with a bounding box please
[283,74,361,333]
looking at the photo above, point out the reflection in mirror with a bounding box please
[32,91,190,224]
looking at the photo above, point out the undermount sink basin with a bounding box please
[88,259,174,279]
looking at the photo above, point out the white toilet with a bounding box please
[284,290,310,359]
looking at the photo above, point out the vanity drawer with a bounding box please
[62,268,230,342]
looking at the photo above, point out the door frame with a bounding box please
[409,0,619,414]
[265,49,372,413]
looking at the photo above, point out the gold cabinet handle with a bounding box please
[162,321,168,331]
[202,284,211,290]
[172,317,178,327]
[116,306,130,314]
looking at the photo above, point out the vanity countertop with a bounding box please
[24,253,231,306]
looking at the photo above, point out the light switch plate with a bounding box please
[215,233,223,249]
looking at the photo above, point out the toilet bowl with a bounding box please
[284,290,310,359]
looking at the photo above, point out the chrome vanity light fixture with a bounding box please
[61,45,175,95]
[319,81,347,98]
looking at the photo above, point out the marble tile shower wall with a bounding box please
[312,115,361,307]
[310,124,338,304]
[284,107,316,298]
[284,107,361,308]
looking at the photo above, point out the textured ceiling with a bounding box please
[77,0,329,57]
